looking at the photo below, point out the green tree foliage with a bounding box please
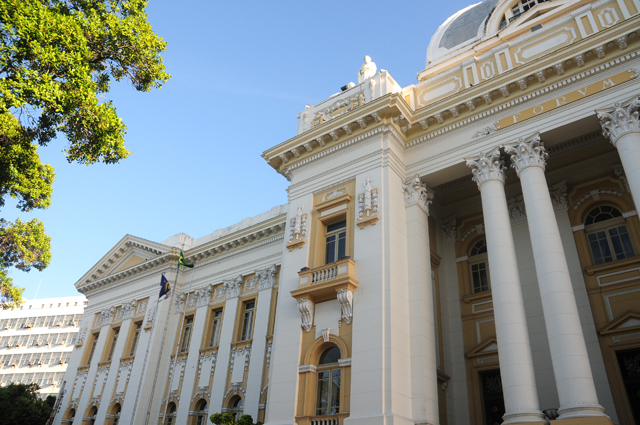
[0,0,169,308]
[210,413,264,425]
[0,383,56,425]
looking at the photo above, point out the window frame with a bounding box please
[105,327,120,362]
[315,346,342,417]
[240,301,256,342]
[85,333,99,365]
[324,219,347,265]
[585,205,636,265]
[469,239,491,294]
[128,322,143,357]
[208,309,223,347]
[179,317,194,354]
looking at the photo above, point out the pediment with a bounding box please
[75,234,171,289]
[599,311,640,335]
[466,337,498,358]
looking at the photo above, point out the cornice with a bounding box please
[189,233,285,269]
[185,215,287,263]
[408,49,639,154]
[262,94,411,171]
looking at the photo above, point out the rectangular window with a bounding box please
[316,369,341,415]
[240,302,255,341]
[180,317,194,353]
[129,323,142,357]
[86,334,99,365]
[471,261,490,293]
[325,220,347,265]
[106,328,120,361]
[209,310,223,347]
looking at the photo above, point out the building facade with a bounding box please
[55,1,640,424]
[0,296,87,399]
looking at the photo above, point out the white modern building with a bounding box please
[0,296,87,399]
[54,1,640,424]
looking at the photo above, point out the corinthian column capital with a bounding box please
[503,133,548,175]
[466,149,506,187]
[402,174,433,214]
[597,96,640,146]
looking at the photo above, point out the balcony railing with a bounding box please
[292,258,358,303]
[310,417,339,425]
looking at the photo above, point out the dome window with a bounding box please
[510,0,552,23]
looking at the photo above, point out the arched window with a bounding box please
[316,346,341,416]
[87,406,97,425]
[65,408,75,425]
[165,403,177,425]
[585,205,635,265]
[195,400,208,425]
[111,404,121,425]
[227,396,243,420]
[469,239,490,293]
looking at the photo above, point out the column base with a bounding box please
[503,410,548,425]
[550,418,614,425]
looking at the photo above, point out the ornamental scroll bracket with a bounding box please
[297,299,314,332]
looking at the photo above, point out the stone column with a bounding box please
[466,150,546,425]
[504,135,608,421]
[598,97,640,207]
[402,175,439,425]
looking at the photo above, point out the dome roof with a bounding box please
[427,0,500,64]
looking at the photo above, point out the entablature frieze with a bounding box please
[266,18,639,178]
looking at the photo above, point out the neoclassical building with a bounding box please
[54,1,640,424]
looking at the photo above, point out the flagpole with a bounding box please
[160,266,196,424]
[144,259,182,425]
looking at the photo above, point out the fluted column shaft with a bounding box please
[466,151,545,425]
[505,136,606,420]
[403,175,439,425]
[599,98,640,207]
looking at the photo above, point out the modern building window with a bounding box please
[325,220,347,265]
[316,346,341,416]
[129,322,142,357]
[585,205,635,265]
[86,334,99,365]
[195,400,208,425]
[165,403,177,425]
[209,309,223,347]
[240,302,255,341]
[180,317,194,353]
[469,239,490,293]
[106,328,120,361]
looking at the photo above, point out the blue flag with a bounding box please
[159,274,170,299]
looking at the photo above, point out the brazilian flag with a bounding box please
[159,274,170,299]
[178,250,194,269]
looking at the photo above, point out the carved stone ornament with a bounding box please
[440,215,457,245]
[175,293,186,314]
[286,203,307,251]
[224,275,243,300]
[97,306,116,326]
[472,122,499,138]
[503,133,548,175]
[337,289,353,325]
[550,181,568,212]
[257,264,278,291]
[508,196,527,224]
[116,300,137,321]
[466,149,506,188]
[402,175,433,214]
[137,300,148,315]
[297,298,314,332]
[195,285,213,308]
[144,302,157,330]
[613,164,631,192]
[597,96,640,145]
[357,177,380,229]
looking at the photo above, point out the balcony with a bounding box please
[296,413,349,425]
[291,258,358,303]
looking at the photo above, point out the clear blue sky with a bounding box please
[5,0,478,300]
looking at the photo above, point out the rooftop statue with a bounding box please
[358,55,377,83]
